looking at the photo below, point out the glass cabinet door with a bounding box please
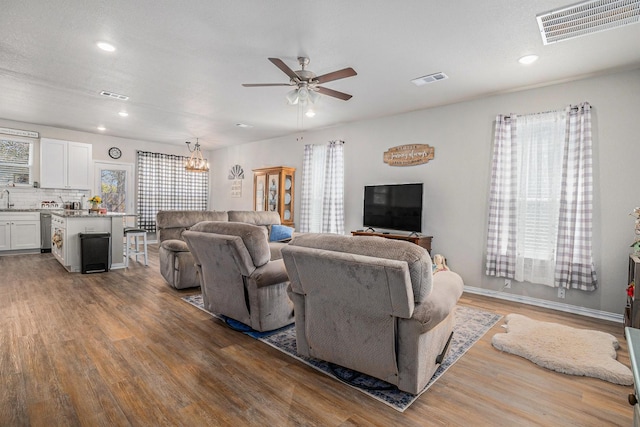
[254,174,266,211]
[283,173,293,222]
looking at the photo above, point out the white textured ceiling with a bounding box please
[1,1,639,150]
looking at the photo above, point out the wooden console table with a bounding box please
[351,231,433,253]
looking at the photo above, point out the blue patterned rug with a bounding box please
[182,294,501,412]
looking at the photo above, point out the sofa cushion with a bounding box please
[269,224,294,242]
[156,210,229,242]
[289,233,433,302]
[228,210,281,226]
[190,221,271,267]
[161,239,190,252]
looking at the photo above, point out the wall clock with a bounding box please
[108,147,122,159]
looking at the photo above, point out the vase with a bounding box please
[90,202,99,213]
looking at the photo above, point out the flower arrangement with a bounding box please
[88,195,102,204]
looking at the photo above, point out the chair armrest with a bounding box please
[409,271,464,333]
[160,239,190,252]
[249,259,289,288]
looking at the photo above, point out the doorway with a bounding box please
[94,161,135,214]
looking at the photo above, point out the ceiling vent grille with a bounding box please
[537,0,640,45]
[411,72,449,87]
[99,90,129,101]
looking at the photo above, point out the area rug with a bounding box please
[491,313,633,385]
[182,294,501,411]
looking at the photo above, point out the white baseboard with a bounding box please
[464,285,623,323]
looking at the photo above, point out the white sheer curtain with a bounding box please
[486,103,596,290]
[299,141,345,234]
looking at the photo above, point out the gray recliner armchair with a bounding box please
[156,210,229,289]
[183,221,294,332]
[281,233,464,394]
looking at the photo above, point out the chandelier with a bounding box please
[184,138,209,172]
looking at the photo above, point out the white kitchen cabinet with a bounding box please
[0,212,41,251]
[40,138,93,189]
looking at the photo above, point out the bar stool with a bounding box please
[124,227,148,267]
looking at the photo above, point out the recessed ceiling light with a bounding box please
[96,41,116,52]
[97,126,106,131]
[118,111,128,117]
[235,123,253,128]
[305,109,316,118]
[518,54,539,65]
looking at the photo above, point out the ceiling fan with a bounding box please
[242,57,357,104]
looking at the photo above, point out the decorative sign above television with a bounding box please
[383,144,434,166]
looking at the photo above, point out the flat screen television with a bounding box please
[363,183,423,233]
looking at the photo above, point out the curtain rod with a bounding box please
[503,105,582,119]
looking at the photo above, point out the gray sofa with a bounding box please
[156,210,285,289]
[281,233,464,394]
[183,221,294,332]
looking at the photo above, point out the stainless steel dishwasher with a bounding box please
[41,212,52,253]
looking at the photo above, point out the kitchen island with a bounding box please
[51,211,133,272]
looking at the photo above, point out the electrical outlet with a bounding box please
[558,287,566,299]
[504,279,511,289]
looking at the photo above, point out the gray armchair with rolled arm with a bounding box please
[183,221,294,332]
[281,233,464,394]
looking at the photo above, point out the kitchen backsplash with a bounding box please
[0,187,91,209]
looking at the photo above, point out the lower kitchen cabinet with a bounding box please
[0,212,41,251]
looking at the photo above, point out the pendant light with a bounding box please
[185,138,210,172]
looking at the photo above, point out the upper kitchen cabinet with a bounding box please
[40,138,93,189]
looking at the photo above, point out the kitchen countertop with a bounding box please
[0,208,51,212]
[51,211,133,218]
[0,209,135,217]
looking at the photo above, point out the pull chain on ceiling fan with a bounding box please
[242,57,357,105]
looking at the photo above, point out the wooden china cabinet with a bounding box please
[253,166,296,227]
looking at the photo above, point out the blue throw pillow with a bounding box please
[269,224,294,242]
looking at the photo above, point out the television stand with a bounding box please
[351,231,433,254]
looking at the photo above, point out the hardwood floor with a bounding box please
[0,246,634,426]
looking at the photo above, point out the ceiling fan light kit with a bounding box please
[243,56,357,106]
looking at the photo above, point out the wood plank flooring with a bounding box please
[0,246,634,426]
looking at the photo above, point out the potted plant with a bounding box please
[88,195,102,213]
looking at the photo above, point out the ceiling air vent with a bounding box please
[537,0,640,45]
[99,90,129,101]
[411,72,449,87]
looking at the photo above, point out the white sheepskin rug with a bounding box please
[492,314,633,385]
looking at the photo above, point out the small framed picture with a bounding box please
[13,173,29,184]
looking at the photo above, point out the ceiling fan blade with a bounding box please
[268,58,299,81]
[316,86,353,101]
[315,67,357,84]
[242,83,292,87]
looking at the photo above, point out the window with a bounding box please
[136,151,208,232]
[95,162,134,213]
[486,103,596,291]
[0,138,33,185]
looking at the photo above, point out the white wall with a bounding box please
[209,67,640,315]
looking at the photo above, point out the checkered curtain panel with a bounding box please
[136,150,209,232]
[486,103,596,291]
[555,103,596,291]
[299,142,344,233]
[322,141,345,234]
[485,115,518,279]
